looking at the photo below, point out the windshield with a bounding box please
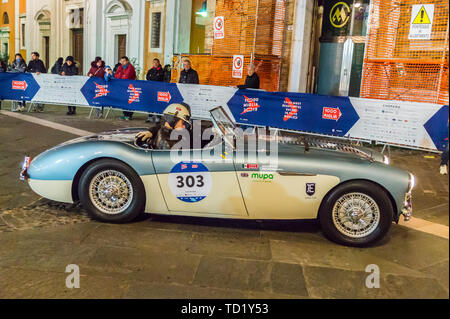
[210,106,237,149]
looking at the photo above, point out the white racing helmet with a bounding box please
[162,103,192,128]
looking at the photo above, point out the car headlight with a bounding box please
[408,173,415,193]
[383,155,390,165]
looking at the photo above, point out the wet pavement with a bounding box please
[0,103,448,298]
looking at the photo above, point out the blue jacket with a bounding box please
[104,72,114,82]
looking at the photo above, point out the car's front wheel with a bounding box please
[319,181,393,247]
[78,159,146,223]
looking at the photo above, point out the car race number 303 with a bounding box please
[169,162,212,203]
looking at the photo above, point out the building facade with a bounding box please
[20,0,448,104]
[0,0,26,63]
[26,0,146,75]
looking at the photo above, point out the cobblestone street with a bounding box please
[0,105,448,299]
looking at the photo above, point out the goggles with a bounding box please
[163,114,181,128]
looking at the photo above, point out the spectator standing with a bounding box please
[104,65,114,82]
[26,52,47,74]
[8,53,27,111]
[88,57,106,118]
[113,62,121,76]
[114,56,136,120]
[179,59,199,84]
[0,60,6,110]
[237,63,260,90]
[88,57,106,79]
[26,52,47,112]
[51,57,64,74]
[60,56,79,115]
[145,58,165,123]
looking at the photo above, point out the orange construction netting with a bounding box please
[171,0,286,91]
[361,0,449,105]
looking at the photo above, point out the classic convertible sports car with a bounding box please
[21,106,414,246]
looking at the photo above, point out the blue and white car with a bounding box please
[21,107,414,246]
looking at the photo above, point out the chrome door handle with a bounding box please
[278,171,317,177]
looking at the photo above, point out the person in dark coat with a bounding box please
[8,53,27,111]
[179,59,199,84]
[26,52,47,74]
[145,58,165,123]
[26,52,47,112]
[60,56,79,115]
[237,63,260,90]
[51,57,64,74]
[88,56,106,79]
[146,58,164,82]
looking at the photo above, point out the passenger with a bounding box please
[135,103,192,150]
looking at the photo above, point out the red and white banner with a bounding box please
[12,80,27,90]
[232,55,244,79]
[157,91,171,103]
[213,16,224,39]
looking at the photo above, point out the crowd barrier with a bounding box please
[0,73,448,151]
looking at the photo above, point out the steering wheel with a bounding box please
[134,136,152,149]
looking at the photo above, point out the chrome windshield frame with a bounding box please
[210,106,237,150]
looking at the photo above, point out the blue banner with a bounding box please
[0,72,448,151]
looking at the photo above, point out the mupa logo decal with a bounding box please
[94,82,109,99]
[241,95,260,115]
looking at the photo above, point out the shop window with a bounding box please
[3,12,9,25]
[151,12,161,49]
[21,23,26,48]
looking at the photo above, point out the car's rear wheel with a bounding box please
[319,181,393,247]
[78,159,145,223]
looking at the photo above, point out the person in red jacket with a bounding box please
[115,56,137,120]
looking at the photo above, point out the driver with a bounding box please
[135,103,192,150]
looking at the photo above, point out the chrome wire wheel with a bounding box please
[332,192,380,238]
[89,170,134,215]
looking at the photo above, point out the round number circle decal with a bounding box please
[169,162,212,203]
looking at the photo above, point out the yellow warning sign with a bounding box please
[412,6,431,24]
[408,4,434,40]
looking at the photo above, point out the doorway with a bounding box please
[43,36,50,70]
[71,29,84,74]
[116,34,127,62]
[316,0,370,97]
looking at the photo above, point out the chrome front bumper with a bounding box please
[401,193,412,221]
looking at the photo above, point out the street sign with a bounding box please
[408,4,434,40]
[232,55,244,79]
[213,16,224,39]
